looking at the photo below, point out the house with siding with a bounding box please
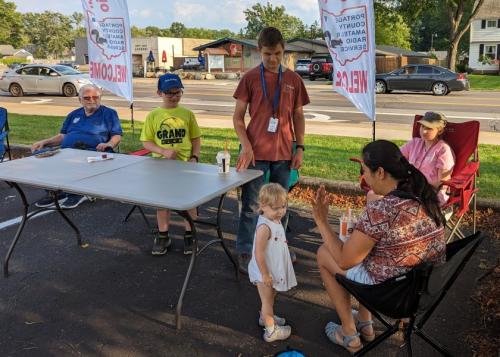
[468,0,500,73]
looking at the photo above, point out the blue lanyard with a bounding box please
[260,63,282,116]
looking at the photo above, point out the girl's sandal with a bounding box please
[325,321,363,354]
[352,309,375,342]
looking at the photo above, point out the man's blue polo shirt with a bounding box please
[60,105,122,150]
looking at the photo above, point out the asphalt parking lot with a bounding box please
[0,183,493,357]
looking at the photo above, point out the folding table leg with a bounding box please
[3,184,82,277]
[52,191,81,246]
[174,210,198,330]
[3,182,29,277]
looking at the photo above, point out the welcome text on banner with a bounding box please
[81,0,133,103]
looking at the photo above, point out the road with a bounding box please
[1,78,499,143]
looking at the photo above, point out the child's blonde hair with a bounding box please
[258,183,288,208]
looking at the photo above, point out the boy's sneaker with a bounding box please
[263,325,292,342]
[60,194,88,209]
[152,232,171,256]
[258,314,286,327]
[183,231,194,255]
[35,192,67,208]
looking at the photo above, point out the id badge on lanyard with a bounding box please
[260,63,282,133]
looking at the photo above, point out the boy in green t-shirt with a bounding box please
[140,73,201,256]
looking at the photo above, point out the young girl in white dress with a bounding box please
[248,183,297,342]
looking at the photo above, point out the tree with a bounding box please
[130,26,147,37]
[71,12,86,38]
[374,2,411,49]
[0,0,25,48]
[23,11,74,58]
[392,0,486,70]
[242,2,305,40]
[169,22,186,37]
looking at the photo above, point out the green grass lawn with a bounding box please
[468,74,500,90]
[8,113,500,200]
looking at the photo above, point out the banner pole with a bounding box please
[372,120,375,141]
[130,102,135,135]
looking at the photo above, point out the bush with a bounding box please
[455,63,473,73]
[0,57,28,66]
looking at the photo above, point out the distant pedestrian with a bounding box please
[232,27,310,272]
[140,73,201,256]
[248,183,297,342]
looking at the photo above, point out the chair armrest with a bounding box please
[442,162,480,190]
[128,148,151,156]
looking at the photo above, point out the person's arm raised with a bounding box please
[312,185,375,270]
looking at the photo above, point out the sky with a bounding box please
[11,0,320,32]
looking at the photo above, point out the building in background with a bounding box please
[75,37,210,76]
[468,0,500,74]
[0,45,34,62]
[193,37,311,72]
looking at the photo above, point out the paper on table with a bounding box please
[87,153,114,163]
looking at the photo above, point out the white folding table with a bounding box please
[0,148,262,329]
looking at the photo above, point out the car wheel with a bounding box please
[375,80,387,94]
[9,83,24,97]
[309,76,316,81]
[63,83,77,97]
[432,82,448,96]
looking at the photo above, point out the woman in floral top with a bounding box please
[312,140,446,354]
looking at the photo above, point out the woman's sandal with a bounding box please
[352,309,375,342]
[325,321,363,354]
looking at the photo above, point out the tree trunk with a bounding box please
[445,0,486,71]
[447,43,459,71]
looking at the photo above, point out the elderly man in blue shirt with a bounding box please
[31,84,123,209]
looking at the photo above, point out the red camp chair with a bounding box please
[350,116,480,242]
[412,115,480,243]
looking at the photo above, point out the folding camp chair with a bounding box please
[0,107,12,163]
[411,116,480,243]
[336,231,484,357]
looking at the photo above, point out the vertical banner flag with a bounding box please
[318,0,376,121]
[81,0,133,103]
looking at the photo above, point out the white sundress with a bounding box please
[248,215,297,292]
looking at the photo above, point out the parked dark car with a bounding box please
[294,58,311,77]
[375,65,469,96]
[308,54,333,81]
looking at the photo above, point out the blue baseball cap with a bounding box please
[158,73,184,92]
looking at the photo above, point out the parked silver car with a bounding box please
[0,64,94,97]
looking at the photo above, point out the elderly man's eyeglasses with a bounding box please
[82,95,100,101]
[163,90,183,97]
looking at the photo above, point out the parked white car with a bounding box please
[0,64,94,97]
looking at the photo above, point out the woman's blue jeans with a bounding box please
[236,160,291,255]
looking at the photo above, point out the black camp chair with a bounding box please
[335,231,484,356]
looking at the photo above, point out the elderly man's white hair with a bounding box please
[78,84,102,98]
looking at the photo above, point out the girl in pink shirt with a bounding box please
[400,112,455,205]
[367,112,454,206]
